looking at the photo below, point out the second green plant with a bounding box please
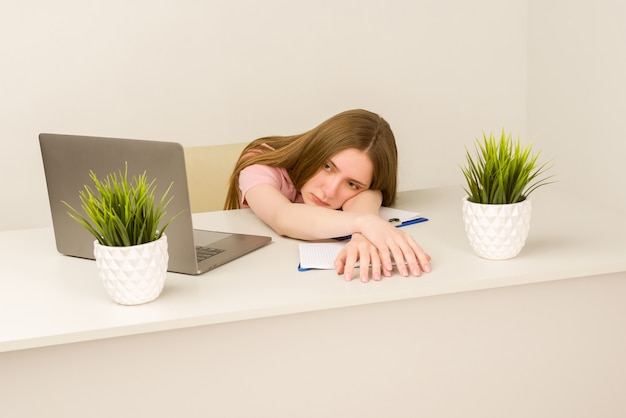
[461,130,555,204]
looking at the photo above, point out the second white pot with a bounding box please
[462,197,532,260]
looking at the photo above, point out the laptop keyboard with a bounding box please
[196,246,225,262]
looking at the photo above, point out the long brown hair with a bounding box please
[224,109,398,209]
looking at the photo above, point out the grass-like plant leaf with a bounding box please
[461,130,555,204]
[63,163,179,247]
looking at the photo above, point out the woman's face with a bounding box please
[300,148,373,209]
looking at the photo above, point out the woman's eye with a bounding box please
[348,181,360,190]
[323,163,332,171]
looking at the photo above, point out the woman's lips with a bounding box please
[310,194,329,207]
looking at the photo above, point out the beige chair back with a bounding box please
[183,143,247,213]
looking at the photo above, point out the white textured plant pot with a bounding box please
[462,197,532,260]
[93,235,169,305]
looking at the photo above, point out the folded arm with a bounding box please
[244,184,378,240]
[245,184,431,281]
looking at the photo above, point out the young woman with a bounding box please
[225,109,431,282]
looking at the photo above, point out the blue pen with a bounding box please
[399,217,429,227]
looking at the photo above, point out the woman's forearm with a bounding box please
[243,184,372,240]
[272,203,374,240]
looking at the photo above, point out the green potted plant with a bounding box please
[460,130,555,260]
[64,163,177,305]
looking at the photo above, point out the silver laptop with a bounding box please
[39,133,271,275]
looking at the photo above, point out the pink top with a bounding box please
[238,164,304,207]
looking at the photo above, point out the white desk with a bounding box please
[1,186,625,418]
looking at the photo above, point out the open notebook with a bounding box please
[298,207,428,271]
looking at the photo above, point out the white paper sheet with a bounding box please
[298,242,347,270]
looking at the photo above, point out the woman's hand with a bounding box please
[352,214,432,281]
[334,228,431,283]
[334,233,392,282]
[339,191,431,282]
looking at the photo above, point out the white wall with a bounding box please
[1,0,527,230]
[528,0,626,212]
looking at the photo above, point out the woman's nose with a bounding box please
[322,179,340,198]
